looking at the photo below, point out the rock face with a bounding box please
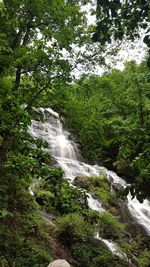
[48,259,70,267]
[111,182,124,192]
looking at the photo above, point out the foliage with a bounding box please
[0,208,52,267]
[35,166,87,214]
[13,242,52,267]
[72,242,94,267]
[0,0,149,264]
[57,209,127,267]
[121,236,150,266]
[74,173,114,204]
[36,190,55,213]
[72,241,128,267]
[59,60,150,199]
[82,209,102,225]
[0,0,91,265]
[98,212,125,240]
[57,213,96,246]
[56,180,87,214]
[92,250,128,267]
[0,0,89,169]
[40,166,64,194]
[0,229,52,267]
[138,249,150,267]
[93,0,150,51]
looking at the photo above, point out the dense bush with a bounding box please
[72,241,128,267]
[36,190,55,213]
[98,212,125,240]
[14,242,52,267]
[72,242,95,267]
[57,213,96,246]
[0,242,52,267]
[36,172,87,214]
[74,173,114,205]
[55,180,87,214]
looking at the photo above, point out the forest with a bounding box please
[0,0,150,266]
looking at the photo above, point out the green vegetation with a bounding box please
[57,213,128,267]
[0,0,150,266]
[94,0,150,67]
[56,60,150,200]
[72,241,128,267]
[36,171,87,215]
[57,213,95,246]
[73,172,114,205]
[34,163,150,267]
[0,1,89,264]
[98,212,125,240]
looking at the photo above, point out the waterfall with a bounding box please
[29,108,150,242]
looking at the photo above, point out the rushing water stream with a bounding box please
[29,108,150,255]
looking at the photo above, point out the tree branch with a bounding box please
[25,81,51,112]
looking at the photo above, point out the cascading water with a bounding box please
[29,108,150,245]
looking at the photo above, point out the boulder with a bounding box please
[48,259,70,267]
[111,182,124,192]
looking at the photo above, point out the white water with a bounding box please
[104,170,150,234]
[29,108,150,243]
[86,193,105,212]
[95,233,128,260]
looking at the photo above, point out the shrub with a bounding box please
[72,242,94,267]
[15,242,52,267]
[57,213,96,246]
[72,241,128,267]
[42,167,64,193]
[138,249,150,267]
[93,250,128,267]
[96,188,112,202]
[56,180,87,214]
[82,209,101,225]
[75,173,110,191]
[35,190,55,213]
[98,212,125,240]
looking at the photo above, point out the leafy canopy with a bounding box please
[93,0,150,47]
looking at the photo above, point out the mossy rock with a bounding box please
[73,174,110,191]
[73,175,115,207]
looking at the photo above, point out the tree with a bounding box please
[93,0,150,68]
[0,0,90,167]
[59,60,150,199]
[0,1,90,265]
[93,0,150,47]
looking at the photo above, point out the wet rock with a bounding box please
[73,176,91,189]
[79,196,88,208]
[90,191,98,199]
[111,182,124,192]
[73,176,83,186]
[118,202,147,237]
